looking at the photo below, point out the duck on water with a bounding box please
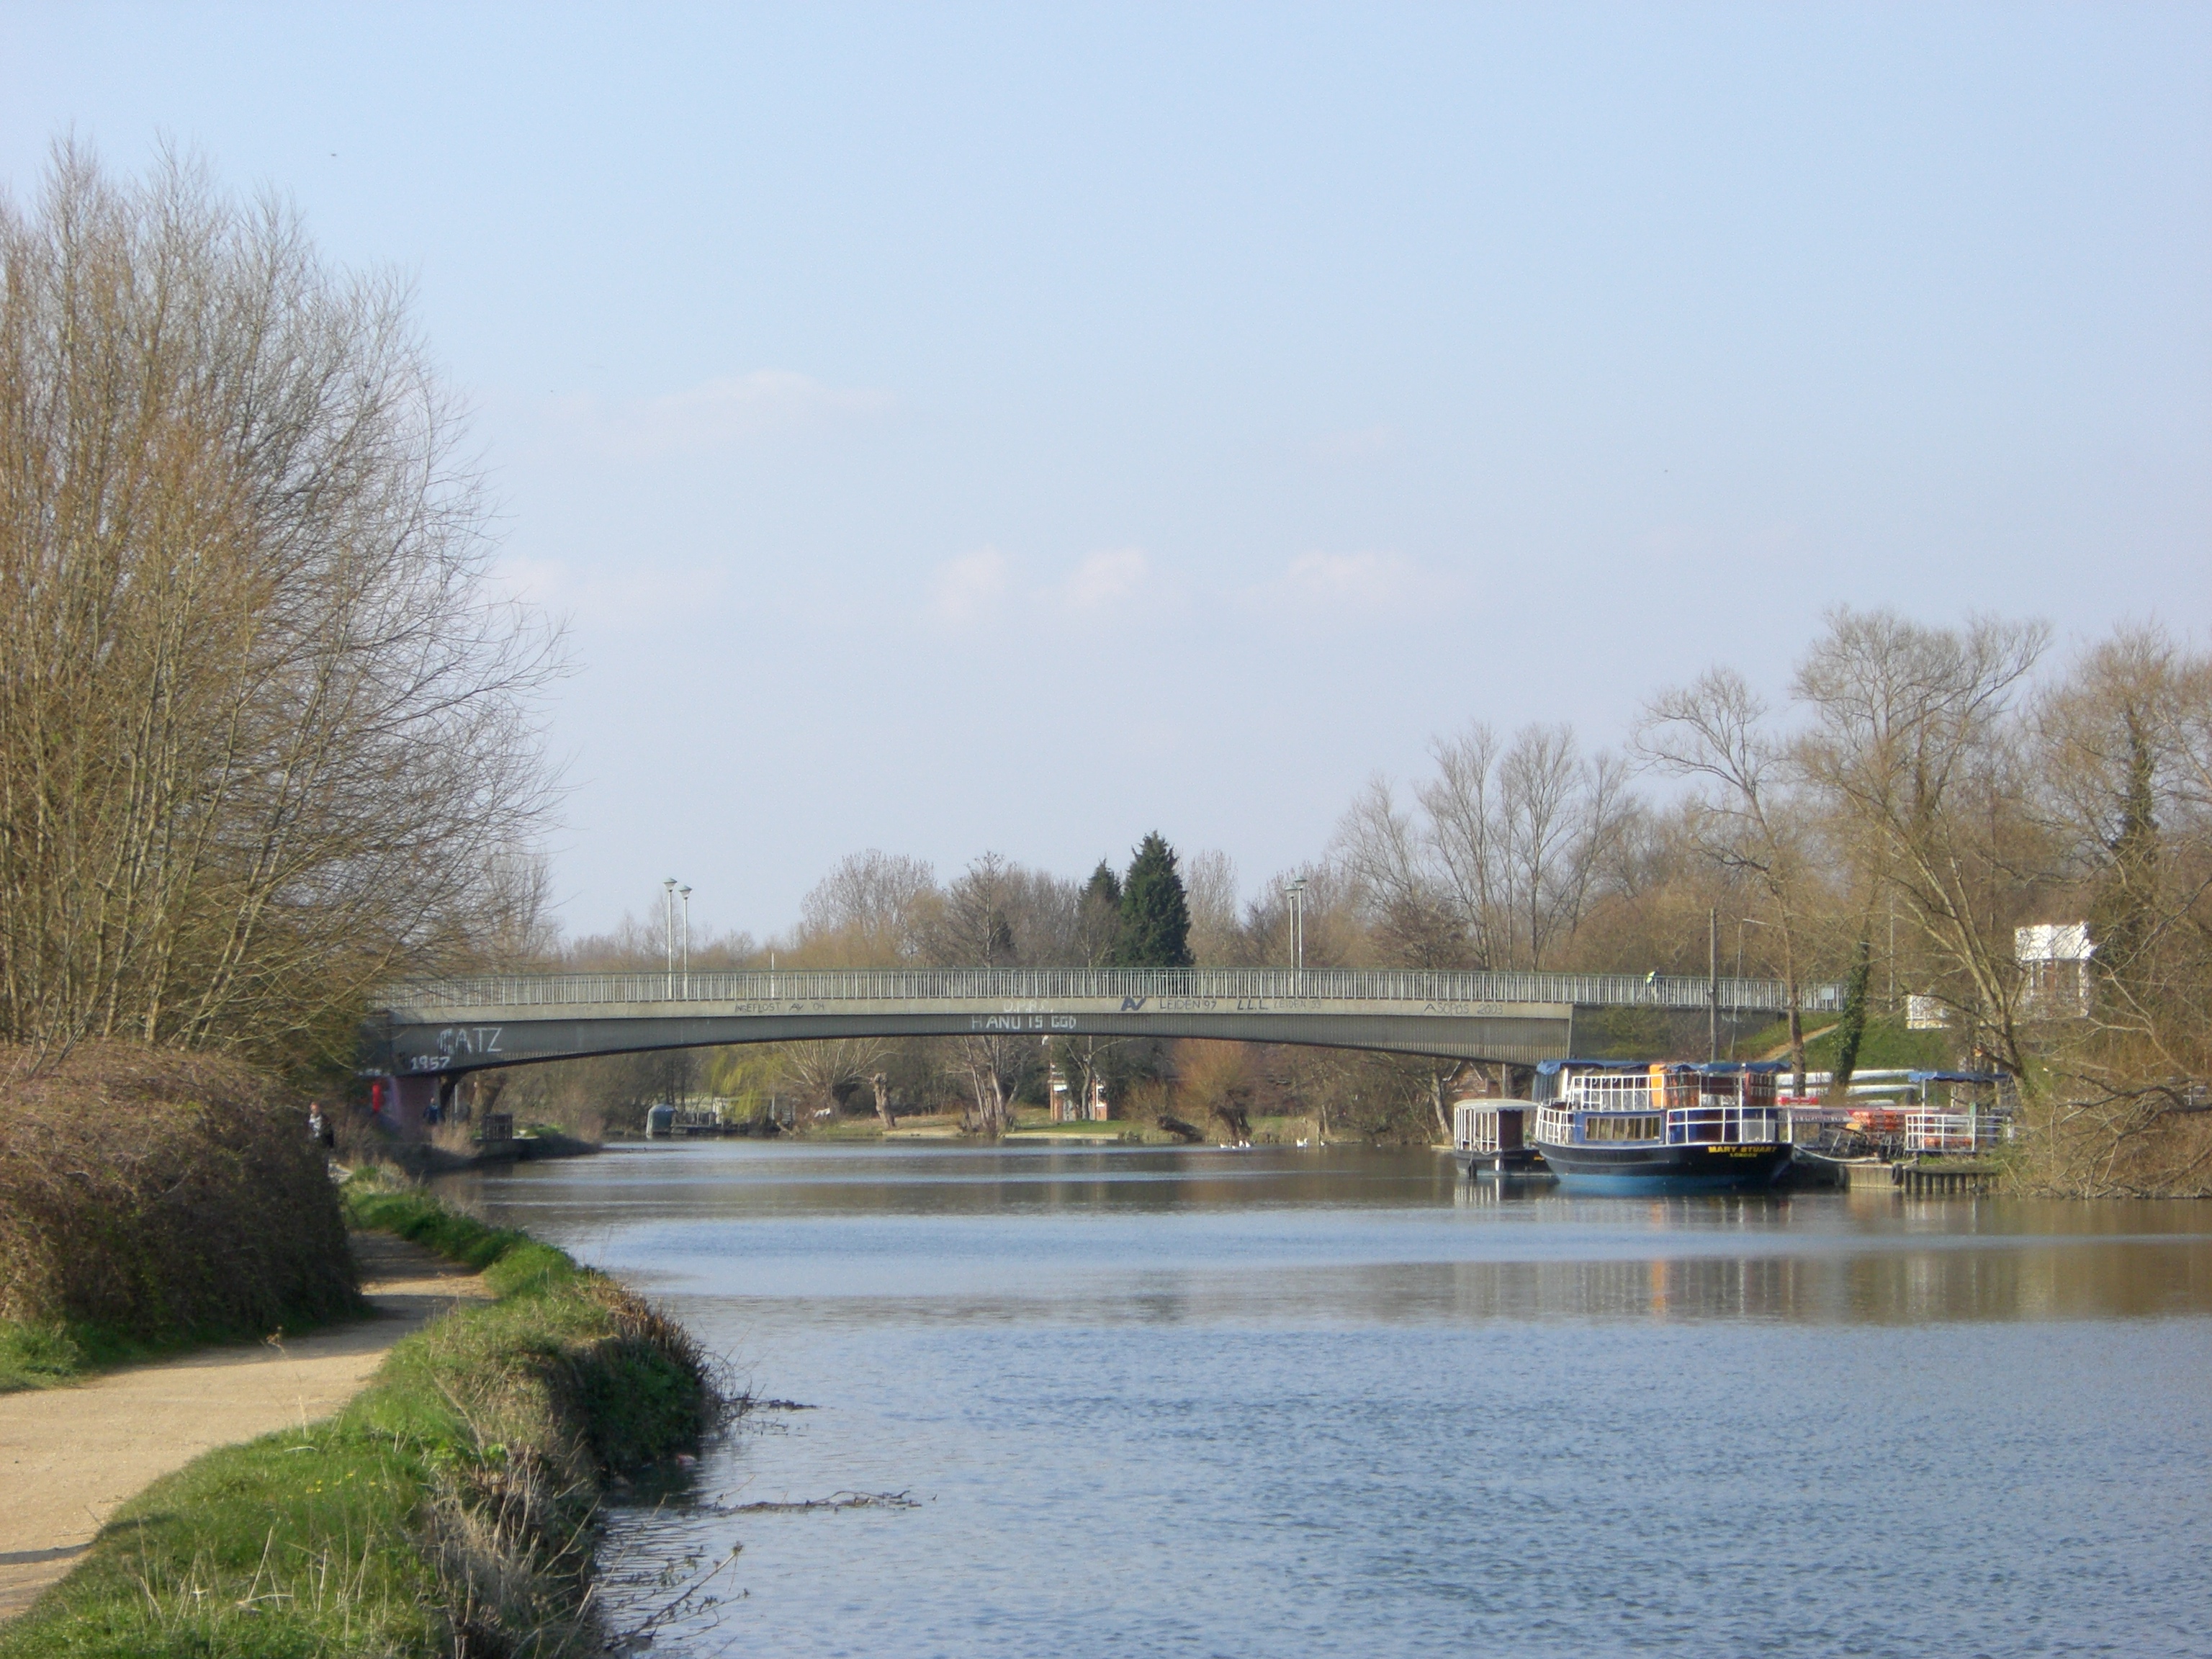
[1528,1059,1796,1192]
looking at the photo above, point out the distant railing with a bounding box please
[379,966,1842,1015]
[1904,1108,2014,1154]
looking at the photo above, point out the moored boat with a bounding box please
[1532,1060,1794,1192]
[1449,1098,1551,1180]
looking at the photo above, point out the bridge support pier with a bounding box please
[368,1072,449,1138]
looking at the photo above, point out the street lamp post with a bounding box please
[1287,878,1308,981]
[662,878,678,998]
[1708,906,1719,1062]
[680,884,693,997]
[1730,917,1774,1059]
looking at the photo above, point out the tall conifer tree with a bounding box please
[1077,860,1126,965]
[1117,833,1194,967]
[1085,860,1123,909]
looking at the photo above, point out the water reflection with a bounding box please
[1336,1240,2212,1323]
[444,1143,2212,1328]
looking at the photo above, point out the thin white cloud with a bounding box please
[930,546,1013,625]
[553,370,894,457]
[1233,548,1460,626]
[927,544,1177,630]
[1060,547,1151,612]
[1280,549,1424,607]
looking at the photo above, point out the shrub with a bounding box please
[0,1042,358,1344]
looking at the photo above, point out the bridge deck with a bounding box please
[368,967,1838,1078]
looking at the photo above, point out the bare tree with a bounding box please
[480,851,562,969]
[871,1071,894,1131]
[0,143,561,1074]
[1421,724,1509,965]
[1793,608,2049,1077]
[927,854,1022,966]
[1496,725,1629,968]
[2030,626,2212,1184]
[927,855,1051,1133]
[1335,780,1467,966]
[1238,864,1357,969]
[1183,849,1242,966]
[1172,1040,1256,1141]
[776,1037,896,1120]
[1071,862,1125,967]
[1005,866,1082,965]
[1334,723,1632,970]
[1639,667,1823,1090]
[952,1032,1029,1136]
[557,891,756,971]
[796,850,940,963]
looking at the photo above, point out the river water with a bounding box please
[441,1143,2212,1658]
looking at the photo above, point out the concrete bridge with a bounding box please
[362,966,1840,1120]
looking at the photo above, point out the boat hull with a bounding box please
[1450,1147,1553,1182]
[1532,1138,1794,1193]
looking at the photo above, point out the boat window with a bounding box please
[1583,1114,1660,1142]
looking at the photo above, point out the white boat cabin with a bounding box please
[1452,1099,1534,1154]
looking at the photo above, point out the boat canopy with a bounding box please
[1907,1069,2004,1084]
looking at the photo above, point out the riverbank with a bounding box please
[0,1174,721,1658]
[739,1108,1335,1146]
[366,1127,603,1179]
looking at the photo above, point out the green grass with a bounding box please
[0,1172,717,1658]
[341,1181,577,1299]
[0,1321,89,1392]
[1804,1018,1956,1072]
[1730,1014,1956,1072]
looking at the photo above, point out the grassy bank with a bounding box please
[0,1174,721,1658]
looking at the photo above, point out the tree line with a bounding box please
[514,613,2211,1192]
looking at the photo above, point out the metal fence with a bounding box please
[380,966,1843,1015]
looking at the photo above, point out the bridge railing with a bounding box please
[379,966,1842,1015]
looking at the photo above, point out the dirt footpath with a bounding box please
[0,1233,490,1621]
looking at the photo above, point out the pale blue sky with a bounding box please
[6,4,2208,940]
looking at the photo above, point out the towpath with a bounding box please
[0,1233,490,1620]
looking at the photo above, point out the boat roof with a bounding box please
[1907,1069,2004,1084]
